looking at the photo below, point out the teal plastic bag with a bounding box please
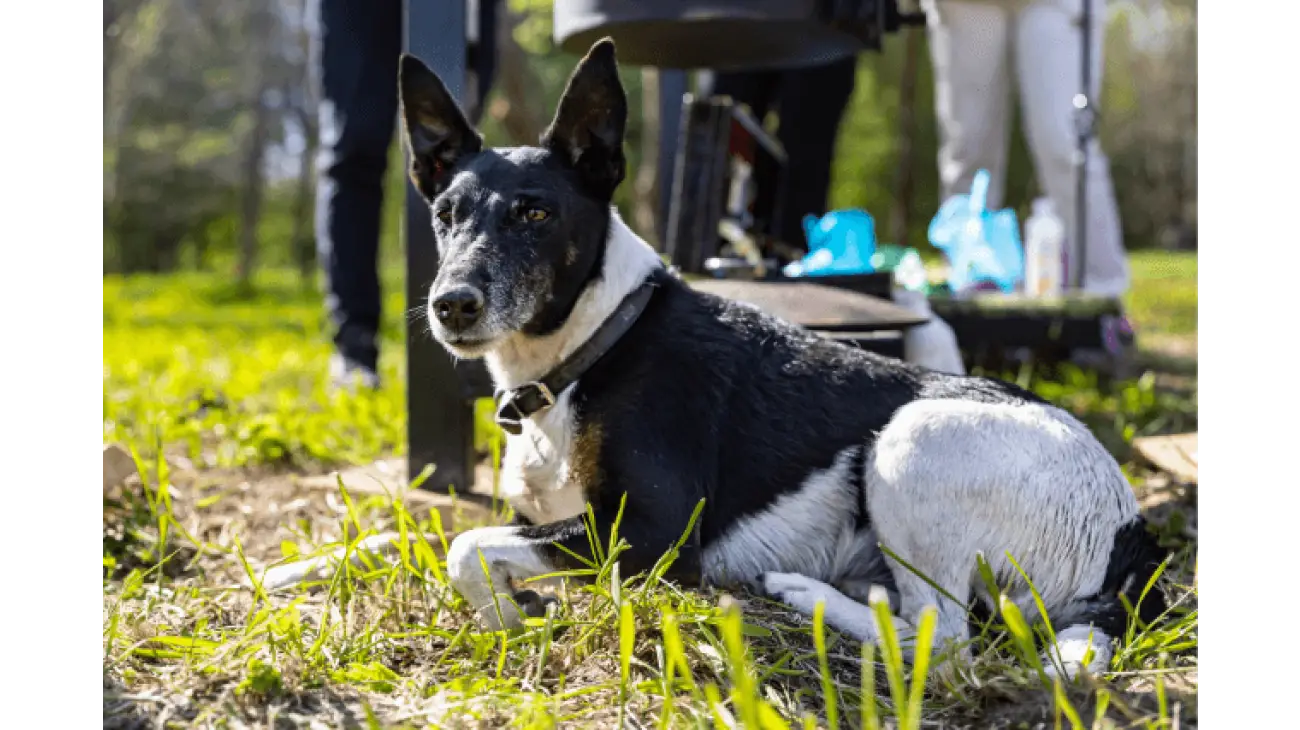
[927,170,1024,293]
[871,244,929,294]
[782,210,877,277]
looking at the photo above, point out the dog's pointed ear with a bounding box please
[399,54,482,201]
[540,38,627,200]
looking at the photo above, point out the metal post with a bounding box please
[657,70,688,242]
[405,0,475,492]
[1072,0,1095,291]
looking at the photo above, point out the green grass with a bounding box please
[104,269,411,469]
[104,253,1198,470]
[1125,251,1198,350]
[104,253,1198,728]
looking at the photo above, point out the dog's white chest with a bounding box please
[497,390,588,525]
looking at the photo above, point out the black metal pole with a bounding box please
[657,70,688,244]
[1073,0,1094,291]
[405,0,475,493]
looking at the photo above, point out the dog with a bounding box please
[399,39,1167,679]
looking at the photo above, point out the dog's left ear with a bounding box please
[541,38,627,200]
[399,54,483,201]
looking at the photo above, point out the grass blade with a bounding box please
[704,683,735,729]
[813,600,840,730]
[720,599,761,730]
[479,549,507,633]
[608,491,628,566]
[877,543,964,609]
[1005,551,1057,644]
[998,595,1048,684]
[871,599,909,729]
[657,643,675,730]
[619,600,635,725]
[904,607,938,730]
[860,641,879,730]
[1053,678,1085,729]
[661,605,700,699]
[1091,689,1111,730]
[534,602,558,687]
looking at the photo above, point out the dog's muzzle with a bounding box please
[431,285,485,334]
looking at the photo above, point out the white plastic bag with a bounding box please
[894,290,965,375]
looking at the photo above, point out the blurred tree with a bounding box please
[279,0,319,285]
[236,2,278,288]
[97,0,147,272]
[1101,0,1198,250]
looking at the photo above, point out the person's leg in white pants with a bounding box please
[925,0,1016,211]
[926,0,1129,297]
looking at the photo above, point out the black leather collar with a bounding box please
[494,277,658,435]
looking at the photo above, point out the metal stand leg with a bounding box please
[404,0,475,493]
[1072,0,1095,291]
[657,70,688,244]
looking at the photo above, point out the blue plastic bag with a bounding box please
[782,210,877,277]
[928,170,1024,294]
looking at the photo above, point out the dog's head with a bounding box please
[400,39,627,358]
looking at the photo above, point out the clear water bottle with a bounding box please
[1023,197,1065,297]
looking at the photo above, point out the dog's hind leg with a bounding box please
[890,569,975,665]
[763,572,913,645]
[864,397,1149,672]
[1039,517,1168,680]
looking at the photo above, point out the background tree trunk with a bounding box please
[235,5,276,288]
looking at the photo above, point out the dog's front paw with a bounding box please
[762,572,839,615]
[474,594,528,631]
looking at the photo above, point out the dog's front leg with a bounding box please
[446,524,562,630]
[763,573,913,648]
[447,503,690,630]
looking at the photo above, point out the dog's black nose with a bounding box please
[432,286,485,332]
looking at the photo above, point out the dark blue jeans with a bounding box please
[314,0,401,372]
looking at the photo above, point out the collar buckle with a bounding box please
[494,381,557,435]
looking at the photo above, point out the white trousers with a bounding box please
[923,0,1129,296]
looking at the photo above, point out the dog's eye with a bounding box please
[523,207,550,223]
[436,209,453,226]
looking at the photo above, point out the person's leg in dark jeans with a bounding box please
[314,0,401,388]
[771,56,858,250]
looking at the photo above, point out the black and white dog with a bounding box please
[400,39,1166,679]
